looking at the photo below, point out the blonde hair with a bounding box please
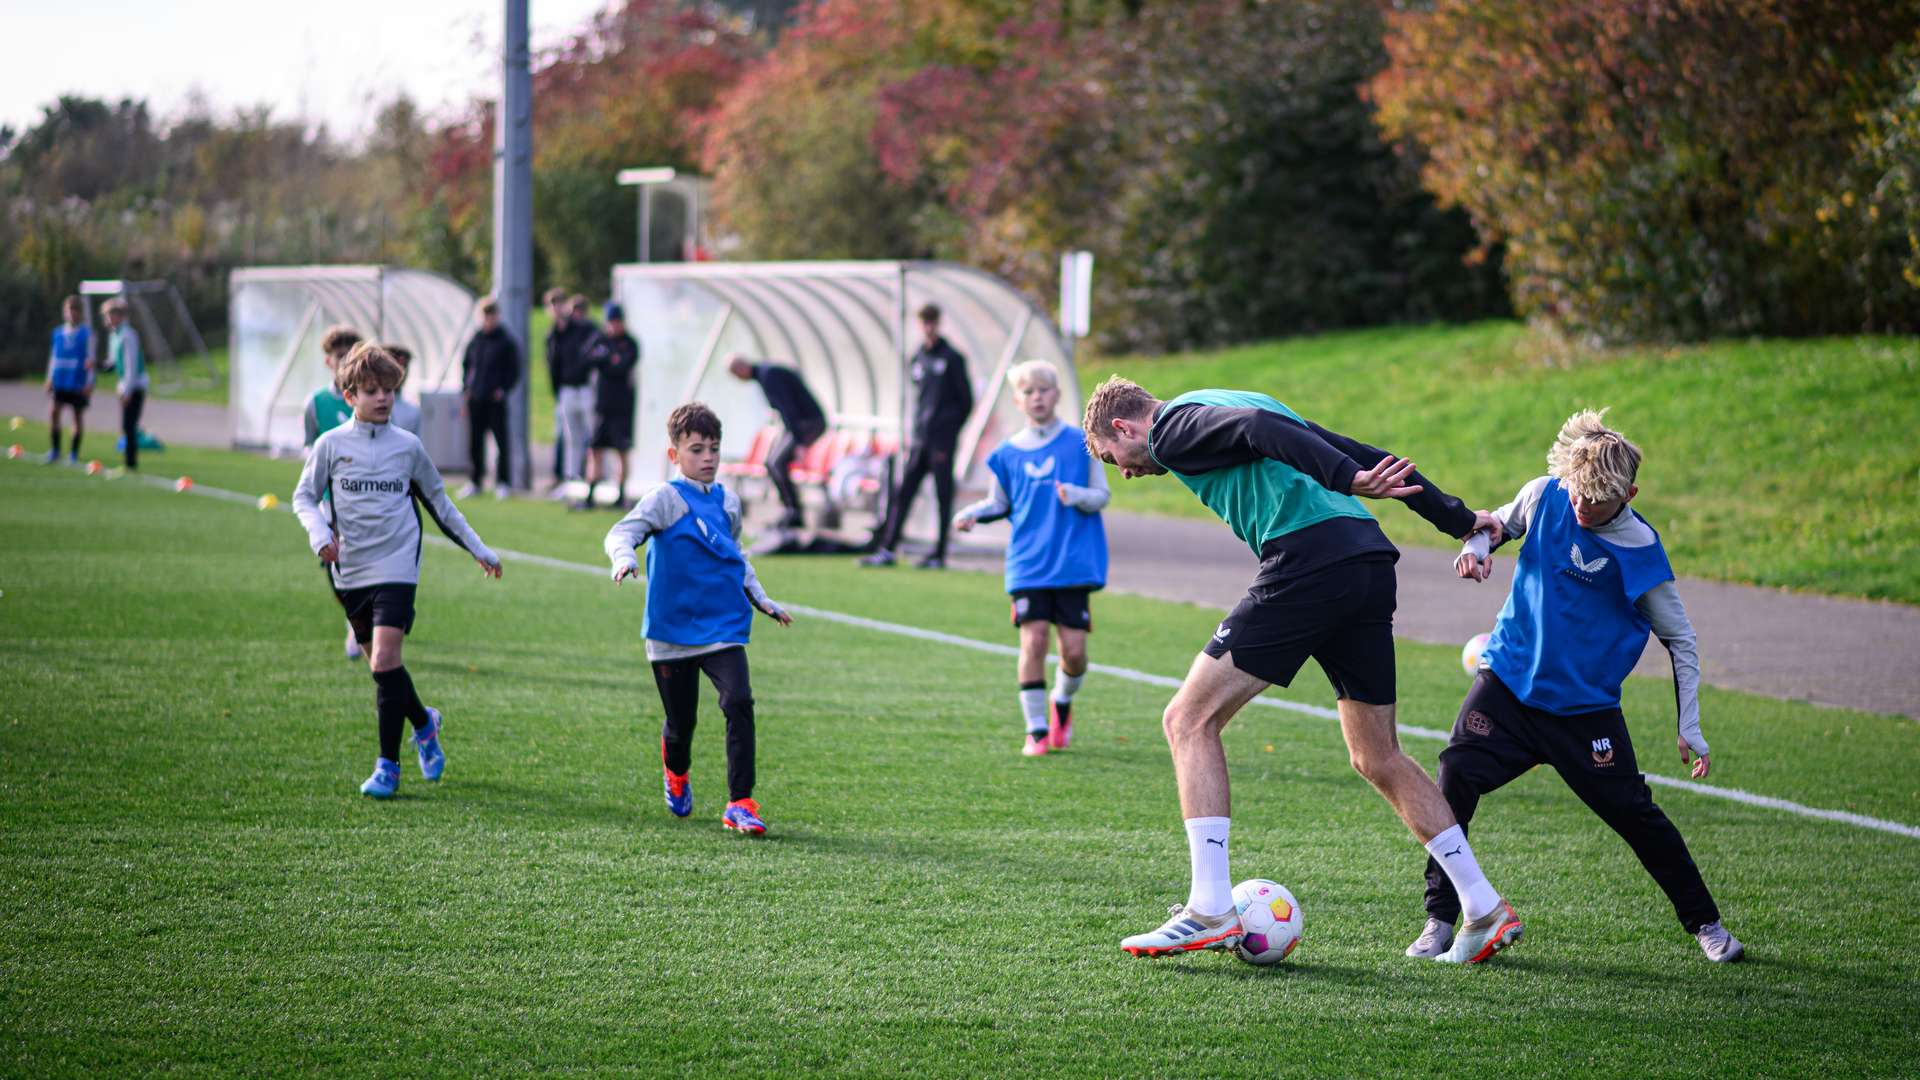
[102,298,129,316]
[336,342,405,397]
[1547,408,1641,501]
[1081,375,1159,447]
[1006,359,1060,392]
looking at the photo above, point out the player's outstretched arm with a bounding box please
[409,444,500,577]
[1640,580,1709,778]
[604,484,678,583]
[954,474,1011,532]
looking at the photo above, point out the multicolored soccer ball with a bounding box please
[1461,632,1491,676]
[1230,879,1302,965]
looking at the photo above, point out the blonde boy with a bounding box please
[292,344,502,798]
[955,361,1108,755]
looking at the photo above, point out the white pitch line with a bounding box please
[72,465,1920,843]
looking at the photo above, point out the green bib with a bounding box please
[311,388,354,434]
[1149,389,1373,556]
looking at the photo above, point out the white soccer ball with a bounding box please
[1461,632,1491,677]
[1230,879,1302,965]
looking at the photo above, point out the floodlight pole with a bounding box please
[494,0,534,489]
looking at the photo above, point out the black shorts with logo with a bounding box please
[591,411,634,451]
[52,388,91,410]
[1203,556,1396,704]
[333,582,418,645]
[1010,587,1094,632]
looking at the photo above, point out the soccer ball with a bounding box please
[1230,879,1302,965]
[1460,632,1491,676]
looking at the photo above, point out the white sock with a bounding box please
[1183,816,1233,916]
[1425,825,1499,922]
[1019,685,1048,734]
[1052,670,1084,704]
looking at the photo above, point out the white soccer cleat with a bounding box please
[1696,921,1745,963]
[1405,917,1456,958]
[456,482,479,499]
[1435,898,1523,964]
[1120,903,1243,957]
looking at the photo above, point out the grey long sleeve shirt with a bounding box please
[603,479,782,661]
[955,418,1111,522]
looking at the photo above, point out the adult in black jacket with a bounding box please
[863,303,974,569]
[729,353,827,529]
[545,289,599,489]
[460,298,520,497]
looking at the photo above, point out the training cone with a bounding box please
[86,460,103,475]
[7,444,21,459]
[256,493,279,510]
[8,416,23,431]
[174,476,194,492]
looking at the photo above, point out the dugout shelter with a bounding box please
[610,261,1082,510]
[228,266,485,468]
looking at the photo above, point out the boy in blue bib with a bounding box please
[955,360,1109,756]
[605,403,793,835]
[1412,409,1744,964]
[44,295,93,465]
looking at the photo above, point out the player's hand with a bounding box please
[1679,736,1710,779]
[1455,550,1493,582]
[769,605,794,627]
[612,563,639,585]
[1470,511,1504,547]
[1351,456,1423,499]
[1056,482,1072,506]
[953,514,976,533]
[317,542,339,564]
[477,555,503,578]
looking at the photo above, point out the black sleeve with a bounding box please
[462,339,478,392]
[1303,421,1477,538]
[1151,405,1364,492]
[544,330,560,388]
[938,344,972,424]
[501,338,520,393]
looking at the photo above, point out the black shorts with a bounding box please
[1203,557,1397,704]
[333,583,417,645]
[52,388,91,410]
[1010,587,1094,632]
[591,413,633,451]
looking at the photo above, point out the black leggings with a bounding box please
[120,389,146,469]
[1423,671,1720,933]
[653,647,756,802]
[878,438,958,558]
[468,396,511,488]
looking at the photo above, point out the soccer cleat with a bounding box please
[915,554,946,570]
[858,549,897,568]
[345,627,363,660]
[68,452,80,466]
[359,757,400,799]
[722,798,767,835]
[1435,898,1523,964]
[493,484,511,501]
[1121,903,1244,957]
[663,767,693,818]
[1695,921,1745,963]
[1022,732,1050,757]
[456,482,479,498]
[41,449,59,465]
[1048,699,1073,750]
[411,707,445,781]
[1405,917,1457,958]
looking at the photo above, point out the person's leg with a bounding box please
[614,449,630,504]
[699,648,757,805]
[69,400,84,459]
[877,444,932,552]
[928,441,957,561]
[367,625,410,763]
[1016,618,1051,747]
[1050,619,1089,749]
[468,399,488,482]
[121,390,145,469]
[1421,674,1538,928]
[1544,709,1723,936]
[48,399,64,459]
[766,429,804,527]
[489,401,513,489]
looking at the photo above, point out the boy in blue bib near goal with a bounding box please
[604,403,793,835]
[955,360,1109,756]
[1408,409,1745,964]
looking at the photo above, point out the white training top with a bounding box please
[293,418,496,590]
[603,478,782,662]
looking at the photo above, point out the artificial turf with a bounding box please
[2,451,1916,1077]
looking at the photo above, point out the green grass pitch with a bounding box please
[2,447,1917,1076]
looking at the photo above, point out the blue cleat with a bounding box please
[722,798,767,835]
[411,707,445,781]
[360,757,400,798]
[663,767,693,817]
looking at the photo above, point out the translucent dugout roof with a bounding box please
[228,266,476,450]
[612,260,1080,487]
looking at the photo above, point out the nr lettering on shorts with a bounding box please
[1591,737,1616,767]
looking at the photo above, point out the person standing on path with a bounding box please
[727,353,827,530]
[458,299,520,499]
[101,299,147,470]
[545,288,598,496]
[861,303,973,569]
[44,295,93,465]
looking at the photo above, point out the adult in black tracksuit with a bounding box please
[461,298,520,493]
[864,303,973,569]
[729,353,828,528]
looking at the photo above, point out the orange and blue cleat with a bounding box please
[722,798,767,835]
[663,767,693,818]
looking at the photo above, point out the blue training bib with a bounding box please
[987,426,1108,593]
[1482,478,1673,714]
[642,481,754,647]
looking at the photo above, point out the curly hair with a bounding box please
[1546,408,1642,502]
[1080,375,1159,448]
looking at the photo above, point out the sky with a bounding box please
[1,0,614,142]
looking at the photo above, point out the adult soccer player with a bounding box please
[44,295,93,465]
[1082,376,1520,963]
[727,352,827,530]
[458,297,519,500]
[292,343,502,799]
[1407,409,1744,963]
[954,359,1108,756]
[861,303,973,569]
